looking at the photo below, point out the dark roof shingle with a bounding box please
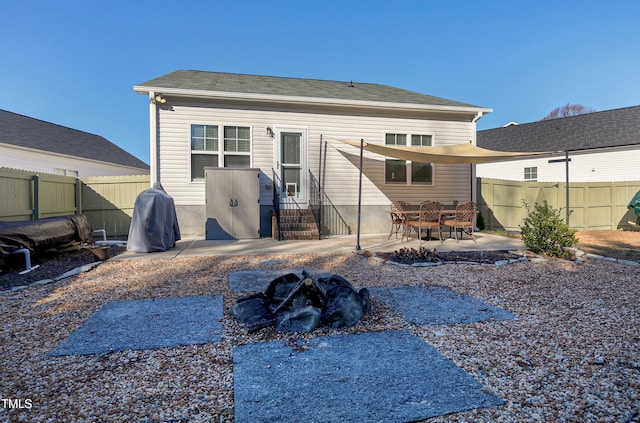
[0,110,149,170]
[135,70,486,110]
[478,105,640,152]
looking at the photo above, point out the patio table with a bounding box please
[387,207,456,242]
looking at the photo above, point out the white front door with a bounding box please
[276,128,307,206]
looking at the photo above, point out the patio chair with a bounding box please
[442,201,477,242]
[388,201,409,239]
[406,201,443,243]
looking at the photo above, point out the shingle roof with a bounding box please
[477,105,640,152]
[135,70,486,110]
[0,110,149,170]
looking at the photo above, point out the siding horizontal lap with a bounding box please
[156,101,478,235]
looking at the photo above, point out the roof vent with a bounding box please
[348,81,354,87]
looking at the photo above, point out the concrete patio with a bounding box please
[112,231,525,260]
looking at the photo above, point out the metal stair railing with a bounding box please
[308,170,351,237]
[272,168,282,241]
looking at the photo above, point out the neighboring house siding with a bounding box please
[476,146,640,182]
[0,144,149,177]
[157,100,476,209]
[477,106,640,184]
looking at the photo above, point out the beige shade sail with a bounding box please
[333,138,550,164]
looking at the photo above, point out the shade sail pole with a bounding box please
[565,150,570,224]
[355,138,364,251]
[318,134,323,240]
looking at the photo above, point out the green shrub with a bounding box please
[476,211,485,231]
[519,200,578,259]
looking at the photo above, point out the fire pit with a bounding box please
[231,270,370,333]
[380,246,522,265]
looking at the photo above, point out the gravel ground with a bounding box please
[0,251,638,422]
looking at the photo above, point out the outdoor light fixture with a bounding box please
[154,94,167,104]
[266,127,275,138]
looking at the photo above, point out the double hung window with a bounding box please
[384,133,433,185]
[54,168,79,177]
[410,134,433,184]
[385,133,407,183]
[223,126,251,168]
[191,124,251,180]
[524,166,537,181]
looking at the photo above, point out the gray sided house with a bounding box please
[477,105,640,182]
[0,109,149,177]
[134,70,491,238]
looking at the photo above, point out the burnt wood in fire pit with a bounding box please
[231,270,370,333]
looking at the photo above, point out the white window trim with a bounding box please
[54,167,79,177]
[524,166,538,181]
[189,124,253,182]
[384,132,435,186]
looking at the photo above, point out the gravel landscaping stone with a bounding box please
[228,268,332,292]
[0,250,638,422]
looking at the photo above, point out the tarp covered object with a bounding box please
[127,184,180,253]
[628,191,640,217]
[0,215,93,257]
[231,271,370,333]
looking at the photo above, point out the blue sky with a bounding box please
[2,0,639,164]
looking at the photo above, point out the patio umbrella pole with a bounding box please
[355,138,364,251]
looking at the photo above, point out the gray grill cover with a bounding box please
[127,184,180,253]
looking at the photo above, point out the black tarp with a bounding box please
[0,215,93,257]
[126,184,181,253]
[231,271,371,333]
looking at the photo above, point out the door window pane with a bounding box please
[282,133,301,164]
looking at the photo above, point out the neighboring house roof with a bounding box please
[134,70,491,113]
[0,109,149,170]
[478,105,640,153]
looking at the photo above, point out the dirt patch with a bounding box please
[575,230,640,262]
[0,245,126,291]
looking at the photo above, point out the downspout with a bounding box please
[470,111,484,202]
[149,91,159,187]
[355,138,364,251]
